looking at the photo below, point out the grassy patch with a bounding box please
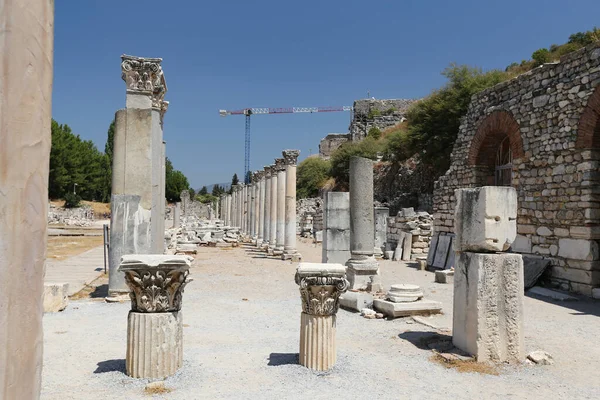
[430,354,499,375]
[144,382,172,395]
[47,235,103,260]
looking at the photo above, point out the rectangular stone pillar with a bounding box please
[374,207,389,258]
[283,150,300,259]
[323,192,351,264]
[110,55,168,294]
[346,157,381,292]
[0,2,53,397]
[452,186,524,363]
[274,158,287,255]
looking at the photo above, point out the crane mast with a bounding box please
[219,105,353,183]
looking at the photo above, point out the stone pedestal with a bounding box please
[346,157,381,291]
[453,252,524,363]
[295,263,349,371]
[126,311,182,379]
[274,158,286,255]
[323,192,351,264]
[119,255,191,379]
[0,4,53,396]
[282,150,300,259]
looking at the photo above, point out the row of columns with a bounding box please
[219,150,300,260]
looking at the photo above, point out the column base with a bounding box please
[272,246,284,256]
[346,256,382,292]
[282,250,301,261]
[299,313,337,371]
[126,311,183,379]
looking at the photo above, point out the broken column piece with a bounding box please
[119,255,191,379]
[345,157,381,291]
[452,186,524,363]
[322,192,351,264]
[295,263,349,371]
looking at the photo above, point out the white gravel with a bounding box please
[41,239,600,399]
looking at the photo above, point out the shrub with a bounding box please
[532,48,550,66]
[330,137,382,186]
[368,126,382,140]
[383,128,412,162]
[367,109,381,119]
[64,192,82,208]
[296,157,331,199]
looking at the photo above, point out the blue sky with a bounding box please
[52,0,600,189]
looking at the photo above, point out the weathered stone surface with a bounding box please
[126,311,183,379]
[453,252,524,363]
[338,291,374,311]
[527,350,554,365]
[0,3,54,397]
[373,299,442,318]
[434,270,454,284]
[386,284,423,303]
[322,192,350,264]
[454,186,518,252]
[43,283,69,313]
[558,238,600,260]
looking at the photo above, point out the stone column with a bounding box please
[282,150,300,259]
[269,165,278,250]
[374,207,389,258]
[119,255,191,379]
[246,182,252,236]
[174,202,181,228]
[232,185,238,228]
[295,263,349,371]
[263,166,273,248]
[0,2,53,397]
[109,55,168,294]
[323,192,351,264]
[345,157,381,292]
[159,140,167,242]
[257,171,266,246]
[274,158,287,255]
[227,194,232,227]
[452,186,524,363]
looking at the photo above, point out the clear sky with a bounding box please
[52,0,600,189]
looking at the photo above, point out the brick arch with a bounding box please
[467,110,524,167]
[575,85,600,149]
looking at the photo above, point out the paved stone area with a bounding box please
[45,245,105,296]
[41,239,600,399]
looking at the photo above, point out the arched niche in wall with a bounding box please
[575,85,600,149]
[467,110,524,186]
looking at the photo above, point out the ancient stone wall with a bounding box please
[319,133,350,159]
[350,99,416,142]
[387,208,433,258]
[297,197,323,236]
[433,42,600,295]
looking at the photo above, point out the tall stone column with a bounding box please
[120,255,191,379]
[282,150,300,259]
[263,166,273,247]
[345,157,381,292]
[159,139,167,242]
[295,263,349,371]
[227,194,232,226]
[109,55,168,295]
[269,165,278,250]
[274,158,287,255]
[246,182,252,236]
[257,172,266,246]
[0,2,53,397]
[240,184,245,231]
[232,185,238,227]
[173,202,181,228]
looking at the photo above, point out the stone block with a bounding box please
[339,291,374,311]
[43,283,69,312]
[512,234,532,253]
[434,270,454,284]
[373,299,442,318]
[453,252,524,363]
[454,186,517,252]
[592,288,600,299]
[528,286,577,301]
[314,230,323,243]
[558,238,600,260]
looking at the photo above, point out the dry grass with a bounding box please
[430,354,499,375]
[47,235,104,260]
[81,200,111,216]
[144,382,172,395]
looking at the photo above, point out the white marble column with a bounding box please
[274,158,287,255]
[282,150,300,259]
[269,164,278,250]
[257,171,266,246]
[231,186,238,227]
[226,194,232,227]
[0,2,53,397]
[263,166,273,248]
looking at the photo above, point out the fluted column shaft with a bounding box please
[275,168,286,253]
[264,170,272,246]
[258,177,265,244]
[269,172,278,247]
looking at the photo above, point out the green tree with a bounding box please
[383,128,412,162]
[165,157,190,202]
[531,48,550,66]
[296,157,331,199]
[199,186,208,195]
[229,173,239,194]
[405,64,507,175]
[330,137,382,186]
[212,184,224,196]
[367,126,382,140]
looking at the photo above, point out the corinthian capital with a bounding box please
[274,158,286,172]
[121,54,167,109]
[282,150,300,165]
[295,263,349,316]
[119,255,192,313]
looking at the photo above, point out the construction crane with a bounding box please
[219,106,353,183]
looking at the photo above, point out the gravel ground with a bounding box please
[42,238,600,399]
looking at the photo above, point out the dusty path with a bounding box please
[41,239,600,399]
